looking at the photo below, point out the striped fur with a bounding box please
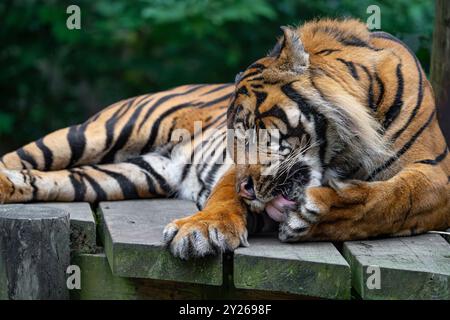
[1,19,449,259]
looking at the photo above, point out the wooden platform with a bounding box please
[9,200,450,299]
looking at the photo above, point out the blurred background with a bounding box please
[0,0,436,153]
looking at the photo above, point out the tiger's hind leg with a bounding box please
[0,152,178,203]
[0,95,153,171]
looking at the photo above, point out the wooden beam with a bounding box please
[431,0,450,143]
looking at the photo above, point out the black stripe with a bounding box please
[103,99,135,152]
[415,147,449,165]
[137,84,206,132]
[369,110,436,180]
[141,102,194,153]
[93,166,139,199]
[314,26,381,50]
[198,93,232,109]
[247,63,266,71]
[315,49,341,56]
[198,134,226,174]
[67,123,88,167]
[374,73,385,107]
[341,35,377,49]
[203,149,227,187]
[29,174,38,201]
[68,171,87,202]
[126,157,171,194]
[100,100,147,163]
[35,139,53,171]
[237,71,261,84]
[336,58,359,80]
[200,84,232,96]
[371,32,425,141]
[283,82,328,163]
[203,112,227,132]
[236,86,249,97]
[77,172,108,201]
[359,65,375,111]
[180,163,192,181]
[383,63,404,129]
[254,91,268,115]
[16,148,37,169]
[371,32,417,59]
[391,60,424,141]
[259,105,289,128]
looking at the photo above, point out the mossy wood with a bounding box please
[98,200,223,286]
[234,236,351,299]
[343,234,450,300]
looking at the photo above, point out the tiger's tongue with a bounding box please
[265,195,296,222]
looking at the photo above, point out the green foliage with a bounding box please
[0,0,435,152]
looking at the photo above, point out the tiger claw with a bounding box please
[162,211,248,260]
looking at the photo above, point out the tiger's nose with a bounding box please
[238,176,256,200]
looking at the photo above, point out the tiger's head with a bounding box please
[227,19,393,217]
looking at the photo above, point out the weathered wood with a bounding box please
[234,235,351,299]
[70,253,137,300]
[71,252,318,300]
[431,0,450,143]
[29,203,96,253]
[0,205,70,300]
[343,234,450,300]
[98,200,223,286]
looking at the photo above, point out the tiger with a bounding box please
[0,19,449,260]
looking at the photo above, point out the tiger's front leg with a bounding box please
[279,164,450,242]
[163,167,249,260]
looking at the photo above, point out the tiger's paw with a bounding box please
[277,186,331,242]
[278,181,370,242]
[162,210,249,260]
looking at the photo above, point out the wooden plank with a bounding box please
[71,252,316,300]
[29,203,96,253]
[234,235,351,299]
[70,253,222,299]
[343,234,450,299]
[98,200,223,286]
[70,253,138,300]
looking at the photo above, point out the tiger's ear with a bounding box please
[279,26,309,72]
[265,26,309,80]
